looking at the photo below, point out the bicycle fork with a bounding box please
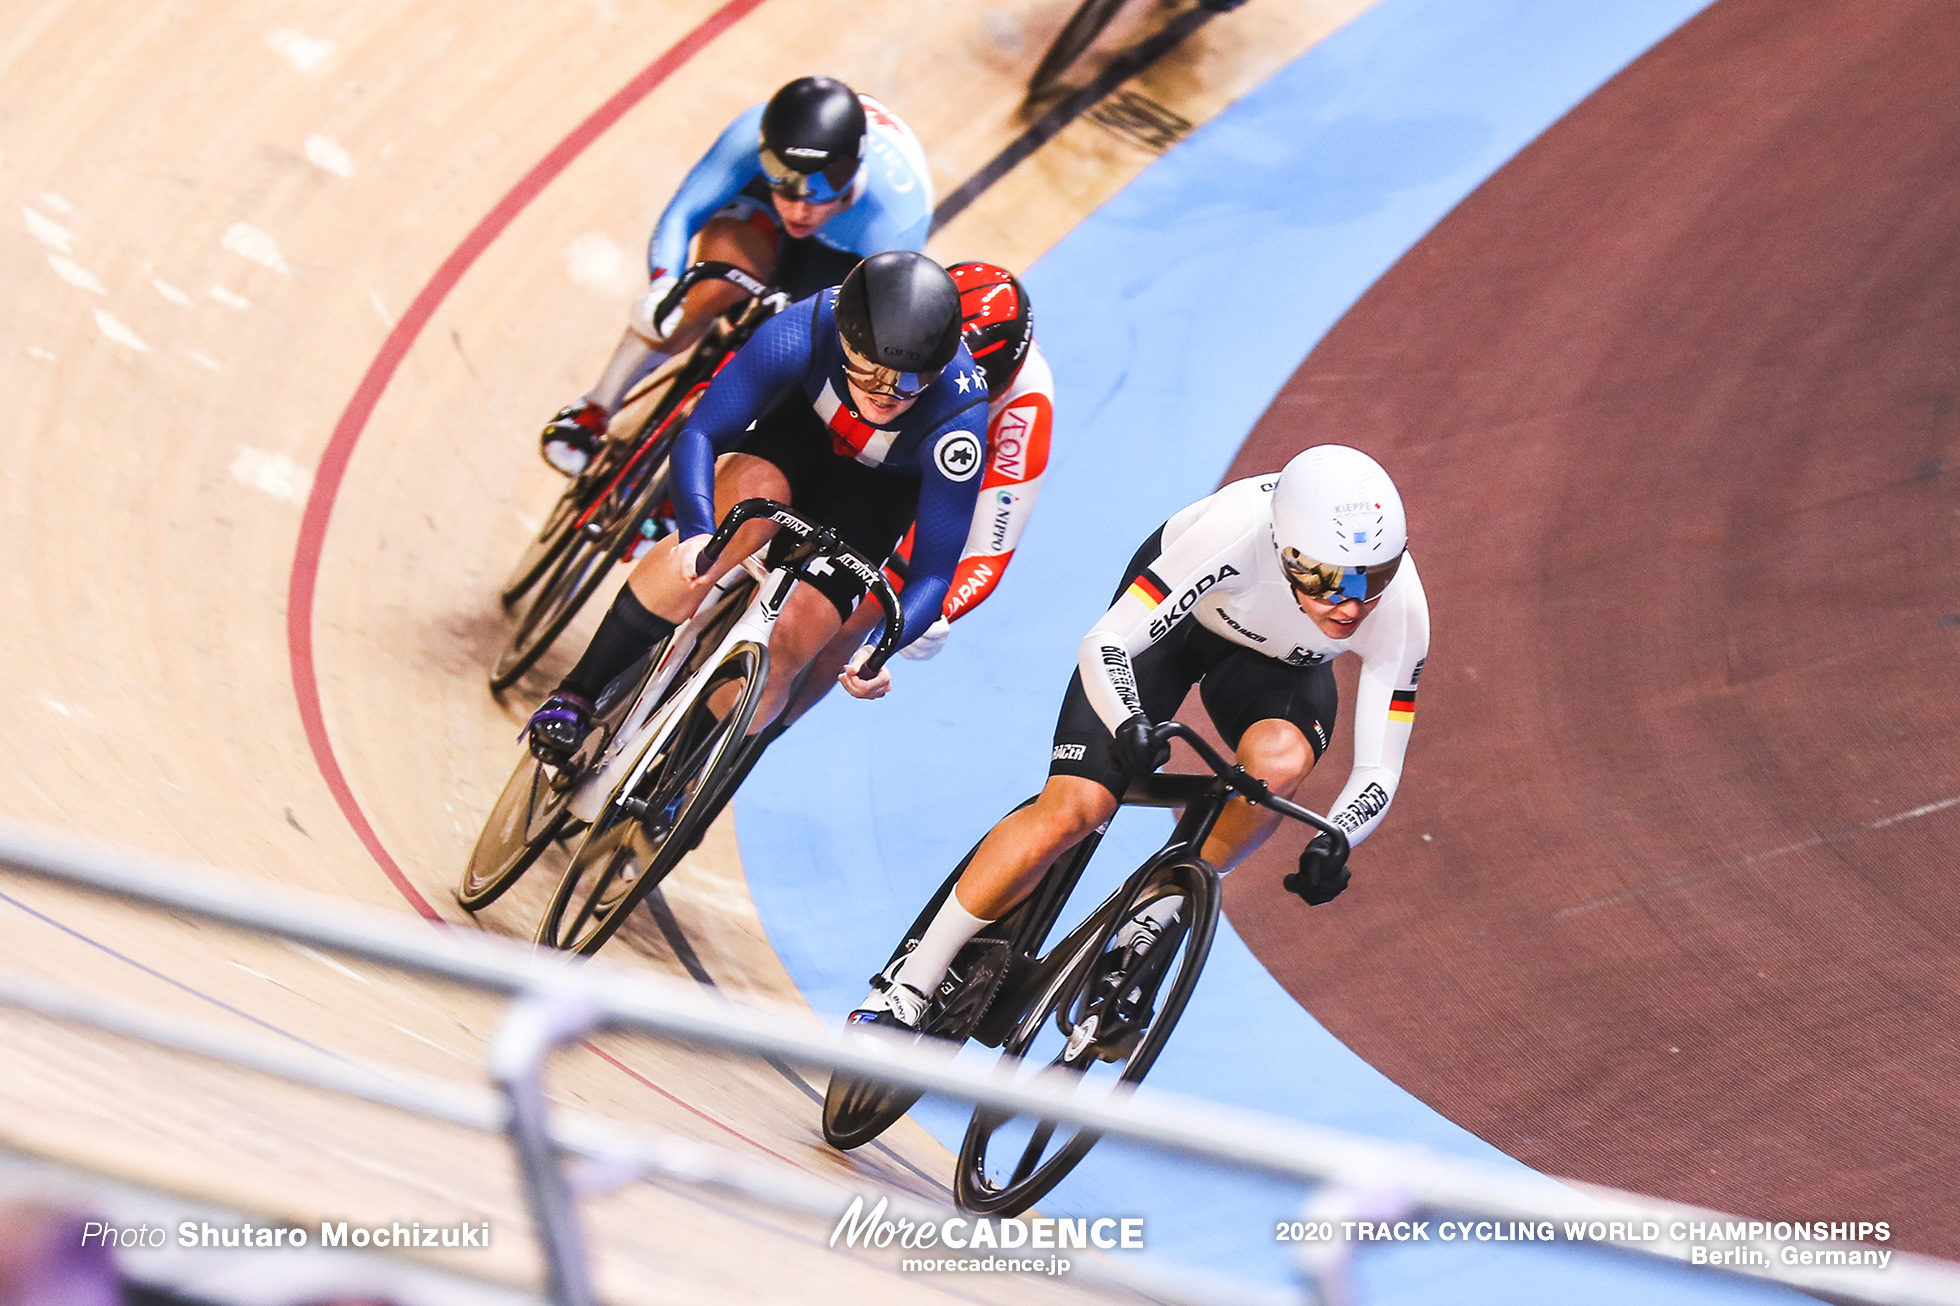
[566,561,791,826]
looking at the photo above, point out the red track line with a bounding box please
[283,0,804,1163]
[584,1042,804,1170]
[286,0,766,923]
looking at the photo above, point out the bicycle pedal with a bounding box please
[1062,1015,1100,1064]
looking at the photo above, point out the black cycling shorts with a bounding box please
[773,237,862,303]
[1049,528,1339,799]
[731,395,920,620]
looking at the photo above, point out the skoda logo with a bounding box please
[934,431,983,482]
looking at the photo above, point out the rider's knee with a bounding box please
[696,212,779,269]
[1236,722,1314,792]
[1036,779,1116,846]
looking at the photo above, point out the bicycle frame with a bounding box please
[972,725,1350,1047]
[565,501,902,827]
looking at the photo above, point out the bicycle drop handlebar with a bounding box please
[697,499,907,678]
[649,260,780,329]
[1148,721,1352,868]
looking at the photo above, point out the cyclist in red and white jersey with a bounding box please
[852,445,1429,1031]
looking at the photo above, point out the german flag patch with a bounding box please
[1124,566,1170,609]
[1388,689,1417,723]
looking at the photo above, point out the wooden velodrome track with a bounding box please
[1226,0,1960,1263]
[0,1,1372,1300]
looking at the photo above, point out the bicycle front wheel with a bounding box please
[1027,0,1132,100]
[456,751,573,911]
[490,388,698,692]
[954,856,1218,1215]
[534,642,766,956]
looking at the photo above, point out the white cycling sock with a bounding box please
[585,328,669,414]
[893,893,994,998]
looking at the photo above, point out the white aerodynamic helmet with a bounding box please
[1270,445,1407,603]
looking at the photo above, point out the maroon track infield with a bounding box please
[1219,0,1960,1255]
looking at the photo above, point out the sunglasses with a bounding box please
[841,343,931,402]
[758,144,856,205]
[1281,548,1402,605]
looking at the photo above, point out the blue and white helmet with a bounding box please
[1270,445,1407,603]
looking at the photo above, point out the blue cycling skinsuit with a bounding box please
[668,288,991,649]
[647,95,934,283]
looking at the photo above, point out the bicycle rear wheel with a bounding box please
[823,797,1062,1150]
[534,642,766,956]
[953,856,1218,1215]
[499,366,683,606]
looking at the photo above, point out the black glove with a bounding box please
[1283,833,1350,905]
[1110,714,1171,777]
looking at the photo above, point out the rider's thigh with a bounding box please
[666,212,780,331]
[705,451,790,568]
[809,596,882,675]
[768,582,846,666]
[1233,718,1315,793]
[625,454,788,614]
[696,212,781,279]
[713,451,792,514]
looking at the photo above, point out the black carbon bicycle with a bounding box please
[1026,0,1249,104]
[822,721,1347,1215]
[490,262,786,692]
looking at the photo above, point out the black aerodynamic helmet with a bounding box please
[948,261,1034,400]
[758,76,867,204]
[835,252,965,379]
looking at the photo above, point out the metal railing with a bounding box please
[0,818,1954,1306]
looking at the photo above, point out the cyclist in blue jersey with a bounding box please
[526,251,991,761]
[541,76,937,475]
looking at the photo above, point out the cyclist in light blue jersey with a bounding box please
[541,76,936,476]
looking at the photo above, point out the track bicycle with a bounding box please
[1026,0,1248,104]
[822,721,1348,1216]
[458,499,903,957]
[490,262,787,692]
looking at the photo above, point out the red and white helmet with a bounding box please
[948,261,1033,400]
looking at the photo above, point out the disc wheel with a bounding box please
[535,642,766,956]
[822,837,1023,1151]
[953,857,1218,1215]
[455,752,574,911]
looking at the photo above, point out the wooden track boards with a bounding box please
[0,0,1369,1298]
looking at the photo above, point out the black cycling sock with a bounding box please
[557,584,676,702]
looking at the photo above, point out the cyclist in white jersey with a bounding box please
[852,445,1430,1031]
